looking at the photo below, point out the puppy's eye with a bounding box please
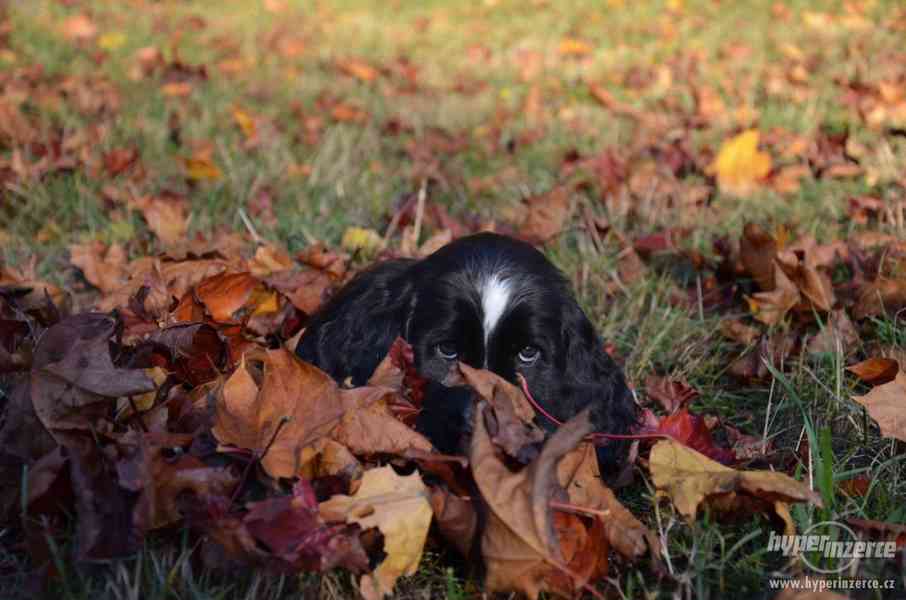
[518,345,540,364]
[436,342,458,360]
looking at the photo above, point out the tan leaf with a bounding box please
[473,406,606,599]
[775,249,835,311]
[130,195,189,247]
[520,186,571,244]
[61,15,98,41]
[853,278,906,320]
[557,442,654,560]
[720,319,761,345]
[747,267,800,325]
[852,372,906,442]
[709,130,772,197]
[69,241,129,294]
[319,466,432,600]
[649,439,822,521]
[212,357,260,451]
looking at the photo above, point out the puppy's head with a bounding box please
[406,233,637,470]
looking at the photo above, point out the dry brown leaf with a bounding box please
[853,278,906,320]
[775,249,835,311]
[69,241,129,294]
[846,357,899,385]
[747,266,800,325]
[557,441,654,561]
[852,372,906,442]
[319,466,432,600]
[428,486,477,557]
[740,222,777,291]
[130,195,189,247]
[520,186,571,244]
[649,439,822,521]
[212,356,260,451]
[472,406,606,599]
[212,349,429,479]
[720,319,761,345]
[808,310,859,355]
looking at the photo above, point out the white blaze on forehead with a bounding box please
[480,274,511,349]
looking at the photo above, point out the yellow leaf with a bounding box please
[341,226,383,253]
[649,439,822,521]
[709,130,772,197]
[558,37,593,57]
[183,156,222,181]
[232,106,257,139]
[98,32,126,50]
[320,467,432,600]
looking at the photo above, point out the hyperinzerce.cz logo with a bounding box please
[767,521,897,574]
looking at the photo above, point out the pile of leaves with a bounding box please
[6,212,903,598]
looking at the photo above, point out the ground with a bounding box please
[1,0,905,599]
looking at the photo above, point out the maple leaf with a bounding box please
[649,439,822,521]
[709,130,772,197]
[472,405,607,599]
[30,314,156,440]
[320,466,433,600]
[645,375,699,414]
[852,372,906,442]
[129,195,190,247]
[212,349,430,479]
[69,241,129,294]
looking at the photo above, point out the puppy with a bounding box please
[296,232,637,472]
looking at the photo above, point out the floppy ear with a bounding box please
[559,301,639,474]
[295,259,417,385]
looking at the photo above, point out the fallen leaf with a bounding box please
[520,186,571,244]
[649,439,822,521]
[851,372,906,442]
[846,357,899,385]
[130,195,189,247]
[61,15,97,41]
[337,58,379,83]
[320,466,432,600]
[183,156,222,181]
[645,376,698,414]
[709,130,772,197]
[472,406,607,599]
[558,38,593,57]
[30,314,156,439]
[69,241,129,293]
[341,227,383,253]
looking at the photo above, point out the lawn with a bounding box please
[1,0,905,598]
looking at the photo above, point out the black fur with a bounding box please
[295,232,638,473]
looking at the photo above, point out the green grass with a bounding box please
[2,0,906,598]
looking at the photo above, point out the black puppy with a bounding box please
[296,232,637,471]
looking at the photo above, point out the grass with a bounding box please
[2,0,906,598]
